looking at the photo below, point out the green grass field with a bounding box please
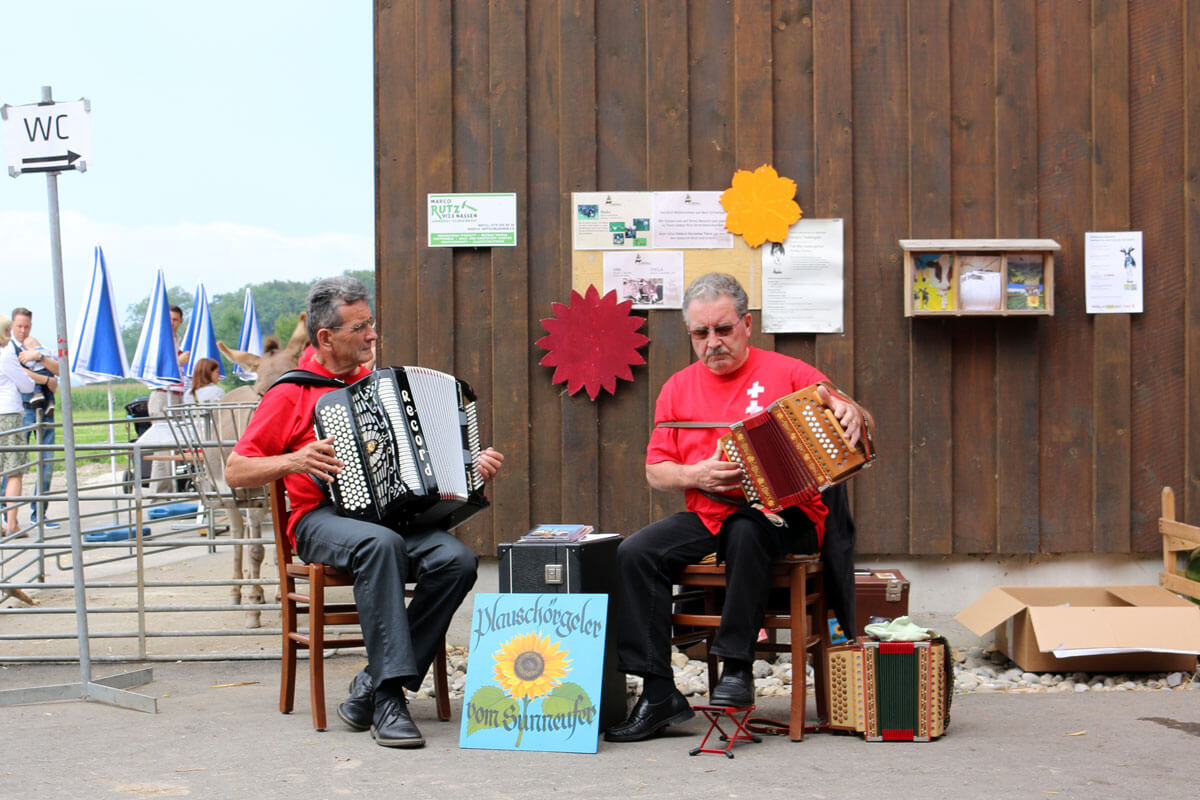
[27,384,150,473]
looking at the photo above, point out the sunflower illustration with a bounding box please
[492,632,571,701]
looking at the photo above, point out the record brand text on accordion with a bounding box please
[718,383,875,512]
[313,366,487,531]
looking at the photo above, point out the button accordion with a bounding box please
[826,637,952,741]
[718,383,875,512]
[313,366,487,530]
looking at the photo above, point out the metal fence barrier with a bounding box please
[0,407,358,663]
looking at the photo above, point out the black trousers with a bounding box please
[614,484,856,680]
[294,504,478,692]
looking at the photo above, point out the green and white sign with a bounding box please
[428,192,518,247]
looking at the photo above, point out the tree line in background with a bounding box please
[116,269,375,385]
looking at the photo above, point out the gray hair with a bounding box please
[682,272,749,325]
[306,276,370,346]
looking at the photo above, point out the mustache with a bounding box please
[704,345,731,358]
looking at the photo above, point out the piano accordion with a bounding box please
[313,366,487,530]
[826,637,952,741]
[718,383,875,512]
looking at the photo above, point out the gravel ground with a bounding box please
[413,644,1200,703]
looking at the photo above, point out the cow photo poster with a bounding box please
[458,593,609,754]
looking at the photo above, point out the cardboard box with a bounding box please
[955,585,1200,673]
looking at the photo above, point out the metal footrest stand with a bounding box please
[689,704,761,758]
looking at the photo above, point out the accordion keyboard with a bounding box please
[316,402,373,513]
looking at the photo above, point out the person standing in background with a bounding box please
[8,308,61,527]
[0,315,38,536]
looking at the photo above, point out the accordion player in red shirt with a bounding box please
[226,276,503,749]
[605,272,872,743]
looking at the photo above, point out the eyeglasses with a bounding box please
[330,316,376,334]
[688,317,744,341]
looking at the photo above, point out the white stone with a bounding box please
[955,673,981,691]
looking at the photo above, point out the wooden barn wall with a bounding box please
[374,0,1199,557]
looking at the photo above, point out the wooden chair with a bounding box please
[269,479,451,730]
[671,553,830,741]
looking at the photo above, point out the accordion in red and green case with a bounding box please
[826,637,952,742]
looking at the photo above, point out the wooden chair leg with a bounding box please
[309,574,328,731]
[280,596,297,715]
[788,561,807,742]
[434,637,451,721]
[811,572,830,724]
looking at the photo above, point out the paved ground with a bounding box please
[1,657,1198,800]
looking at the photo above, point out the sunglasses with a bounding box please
[688,317,744,341]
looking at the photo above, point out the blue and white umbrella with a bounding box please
[129,269,182,388]
[233,288,262,381]
[69,245,131,500]
[182,283,224,379]
[69,245,129,384]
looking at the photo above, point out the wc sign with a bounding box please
[1,98,91,177]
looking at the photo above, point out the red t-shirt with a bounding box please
[646,347,829,534]
[233,358,371,548]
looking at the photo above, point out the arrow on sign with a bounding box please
[20,164,77,174]
[22,150,82,166]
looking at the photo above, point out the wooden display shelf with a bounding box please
[901,238,1059,317]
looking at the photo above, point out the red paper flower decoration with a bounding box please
[536,285,649,400]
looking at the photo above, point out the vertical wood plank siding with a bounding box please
[374,0,1196,556]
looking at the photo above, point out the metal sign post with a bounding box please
[0,86,155,714]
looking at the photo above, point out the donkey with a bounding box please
[183,313,308,628]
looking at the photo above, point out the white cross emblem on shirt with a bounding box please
[744,381,766,415]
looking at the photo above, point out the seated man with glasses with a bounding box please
[605,272,870,743]
[226,276,504,749]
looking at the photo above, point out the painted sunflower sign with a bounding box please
[459,593,608,754]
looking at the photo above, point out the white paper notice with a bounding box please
[1085,231,1143,313]
[603,251,685,309]
[573,192,654,250]
[761,219,844,333]
[650,191,734,249]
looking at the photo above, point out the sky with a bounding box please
[0,0,373,345]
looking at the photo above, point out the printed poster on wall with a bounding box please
[572,192,653,249]
[427,193,518,247]
[603,250,685,309]
[650,191,734,249]
[459,593,608,754]
[1085,231,1143,313]
[760,218,844,333]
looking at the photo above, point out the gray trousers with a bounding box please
[293,504,478,691]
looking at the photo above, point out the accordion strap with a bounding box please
[268,369,350,391]
[656,421,732,428]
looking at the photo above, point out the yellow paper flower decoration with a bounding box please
[492,632,571,701]
[719,164,802,247]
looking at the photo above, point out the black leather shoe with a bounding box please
[371,690,425,748]
[337,669,374,731]
[603,690,694,742]
[709,671,755,707]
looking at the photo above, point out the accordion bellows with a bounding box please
[826,638,952,741]
[313,366,487,531]
[719,383,875,511]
